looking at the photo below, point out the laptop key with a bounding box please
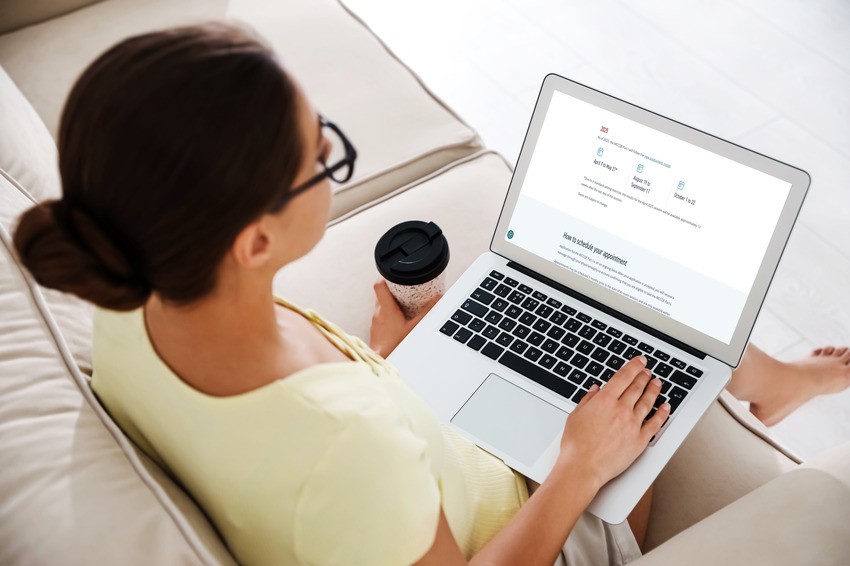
[519,284,533,294]
[554,362,571,377]
[660,380,672,394]
[496,332,514,347]
[499,351,577,400]
[506,305,522,319]
[572,388,588,404]
[490,270,504,280]
[512,325,531,339]
[452,310,472,325]
[440,320,459,336]
[686,366,704,378]
[480,277,498,291]
[481,342,504,360]
[556,346,574,362]
[528,332,545,346]
[546,297,562,309]
[519,312,537,326]
[592,333,612,348]
[493,284,511,298]
[483,325,500,340]
[576,312,592,323]
[622,334,639,345]
[485,311,503,325]
[491,299,509,312]
[605,327,623,338]
[524,347,543,362]
[498,318,516,331]
[638,341,654,354]
[624,347,642,359]
[584,376,603,389]
[568,369,587,384]
[601,369,616,381]
[561,334,580,348]
[654,350,671,361]
[536,304,554,318]
[453,328,472,343]
[608,340,626,355]
[510,340,528,354]
[561,305,577,316]
[667,386,687,413]
[606,356,625,370]
[541,339,559,353]
[540,354,557,369]
[590,348,609,363]
[578,325,596,339]
[547,326,566,340]
[533,290,548,301]
[565,318,582,332]
[461,299,488,317]
[645,356,657,370]
[471,288,495,305]
[571,353,589,369]
[670,370,697,390]
[504,277,519,287]
[577,340,594,355]
[533,319,551,333]
[670,358,687,370]
[550,311,568,326]
[521,297,540,311]
[655,362,673,377]
[586,361,604,376]
[508,291,525,304]
[468,318,487,332]
[467,335,487,351]
[591,320,607,331]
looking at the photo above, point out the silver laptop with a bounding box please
[388,73,809,524]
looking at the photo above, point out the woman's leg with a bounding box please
[627,484,653,551]
[727,344,850,426]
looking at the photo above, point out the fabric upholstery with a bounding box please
[0,0,103,34]
[636,444,850,565]
[0,0,482,220]
[0,171,237,565]
[0,66,61,201]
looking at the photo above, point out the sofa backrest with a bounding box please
[0,65,235,566]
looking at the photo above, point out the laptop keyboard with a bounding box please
[439,270,704,421]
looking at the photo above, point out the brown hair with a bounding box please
[13,22,303,311]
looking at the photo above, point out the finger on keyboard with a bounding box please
[602,355,647,398]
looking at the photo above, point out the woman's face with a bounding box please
[266,88,335,266]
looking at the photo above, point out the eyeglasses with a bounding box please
[271,116,357,209]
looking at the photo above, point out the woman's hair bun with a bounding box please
[13,200,151,311]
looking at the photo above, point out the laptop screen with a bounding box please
[503,89,793,345]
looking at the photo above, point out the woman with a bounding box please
[13,23,850,565]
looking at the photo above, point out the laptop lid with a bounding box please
[491,74,810,368]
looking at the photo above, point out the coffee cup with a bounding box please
[375,220,450,319]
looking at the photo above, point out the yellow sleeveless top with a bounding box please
[92,297,528,565]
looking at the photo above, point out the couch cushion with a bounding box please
[0,172,236,565]
[0,0,482,220]
[274,151,511,341]
[0,66,60,201]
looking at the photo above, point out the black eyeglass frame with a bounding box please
[271,116,357,209]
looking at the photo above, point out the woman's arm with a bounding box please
[415,356,670,565]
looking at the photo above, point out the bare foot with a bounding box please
[749,346,850,426]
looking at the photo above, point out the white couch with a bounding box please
[1,1,848,564]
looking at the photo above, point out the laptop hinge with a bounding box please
[507,261,707,360]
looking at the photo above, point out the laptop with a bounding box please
[388,73,810,524]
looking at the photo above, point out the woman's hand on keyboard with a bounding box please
[556,355,670,490]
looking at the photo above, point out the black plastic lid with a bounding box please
[374,220,450,285]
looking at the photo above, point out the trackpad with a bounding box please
[451,374,567,467]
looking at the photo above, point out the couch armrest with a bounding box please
[636,443,850,565]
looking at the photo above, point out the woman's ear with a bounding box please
[230,219,273,268]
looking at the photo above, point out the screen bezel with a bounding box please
[490,73,810,368]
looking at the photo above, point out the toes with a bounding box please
[823,346,836,356]
[835,346,848,357]
[813,348,823,356]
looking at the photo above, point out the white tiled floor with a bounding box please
[344,0,850,460]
